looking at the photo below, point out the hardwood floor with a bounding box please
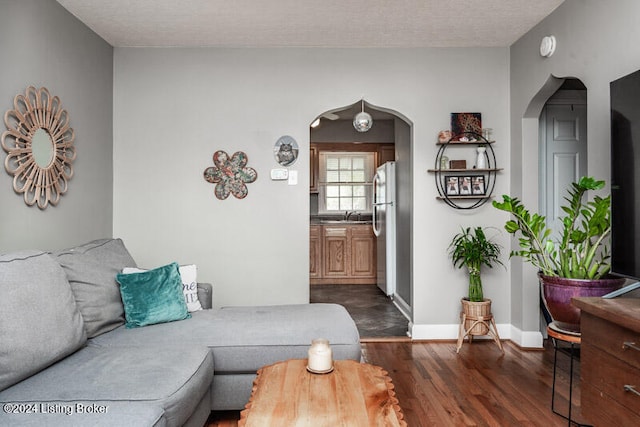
[206,339,586,426]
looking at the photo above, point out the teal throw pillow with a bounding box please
[116,262,190,328]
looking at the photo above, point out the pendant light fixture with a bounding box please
[353,99,373,132]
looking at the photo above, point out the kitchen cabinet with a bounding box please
[310,224,376,285]
[377,145,395,166]
[309,225,322,279]
[310,145,318,193]
[323,226,349,278]
[572,297,640,425]
[350,226,377,278]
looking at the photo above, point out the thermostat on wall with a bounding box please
[270,168,289,180]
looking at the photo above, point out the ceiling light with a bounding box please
[353,99,373,132]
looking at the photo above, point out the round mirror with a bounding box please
[2,86,76,209]
[32,128,54,168]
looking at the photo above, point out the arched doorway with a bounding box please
[308,100,413,340]
[520,76,589,337]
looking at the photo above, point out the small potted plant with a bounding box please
[448,226,503,335]
[492,176,624,331]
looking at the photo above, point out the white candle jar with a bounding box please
[307,338,333,373]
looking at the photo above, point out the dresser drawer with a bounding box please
[583,382,640,425]
[582,312,640,370]
[582,343,640,419]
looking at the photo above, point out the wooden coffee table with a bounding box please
[238,359,407,426]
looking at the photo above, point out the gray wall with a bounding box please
[509,0,640,342]
[0,0,113,252]
[113,47,511,341]
[394,118,412,316]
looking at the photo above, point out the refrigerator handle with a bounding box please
[372,172,381,237]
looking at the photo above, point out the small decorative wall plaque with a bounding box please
[274,135,299,166]
[203,150,257,200]
[451,113,482,139]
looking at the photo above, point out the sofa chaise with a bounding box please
[0,238,362,426]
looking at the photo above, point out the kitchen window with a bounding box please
[318,152,375,213]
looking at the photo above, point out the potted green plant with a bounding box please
[448,226,503,335]
[492,176,624,331]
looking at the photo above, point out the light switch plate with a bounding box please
[270,168,288,180]
[288,170,298,185]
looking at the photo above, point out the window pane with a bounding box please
[326,198,340,210]
[339,171,352,182]
[339,199,353,210]
[326,170,339,182]
[326,185,339,197]
[353,185,366,197]
[352,170,365,182]
[352,157,364,169]
[326,158,339,170]
[320,152,375,214]
[353,198,367,210]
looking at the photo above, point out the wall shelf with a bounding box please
[429,132,499,210]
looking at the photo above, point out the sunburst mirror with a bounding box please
[1,86,76,209]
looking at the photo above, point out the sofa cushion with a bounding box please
[0,344,213,427]
[0,250,86,392]
[53,238,137,338]
[90,303,362,372]
[116,262,191,328]
[123,264,203,312]
[0,401,166,427]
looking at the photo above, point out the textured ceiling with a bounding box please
[56,0,564,48]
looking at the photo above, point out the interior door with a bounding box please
[541,103,587,238]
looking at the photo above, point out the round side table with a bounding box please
[546,321,591,427]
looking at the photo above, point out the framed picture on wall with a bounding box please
[459,176,472,195]
[451,112,482,139]
[472,175,486,195]
[445,176,459,195]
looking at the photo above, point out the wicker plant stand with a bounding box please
[456,298,503,353]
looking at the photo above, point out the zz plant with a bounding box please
[448,227,503,302]
[492,176,611,279]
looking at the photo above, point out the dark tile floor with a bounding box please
[310,284,409,338]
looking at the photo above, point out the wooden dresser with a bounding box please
[572,297,640,425]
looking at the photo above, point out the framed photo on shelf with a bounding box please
[445,176,459,195]
[459,176,472,195]
[472,175,486,195]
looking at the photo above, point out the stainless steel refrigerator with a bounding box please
[372,161,396,296]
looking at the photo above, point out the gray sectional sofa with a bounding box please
[0,238,362,426]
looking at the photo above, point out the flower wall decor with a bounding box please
[203,150,257,200]
[1,86,76,209]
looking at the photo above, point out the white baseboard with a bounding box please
[391,294,411,321]
[508,325,544,348]
[409,323,544,349]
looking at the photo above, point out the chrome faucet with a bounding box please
[344,211,356,221]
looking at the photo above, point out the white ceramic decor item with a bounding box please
[476,146,487,169]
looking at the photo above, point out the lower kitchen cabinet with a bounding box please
[309,225,322,279]
[310,224,376,285]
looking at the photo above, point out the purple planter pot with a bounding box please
[539,273,625,332]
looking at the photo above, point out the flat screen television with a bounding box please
[610,69,640,280]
